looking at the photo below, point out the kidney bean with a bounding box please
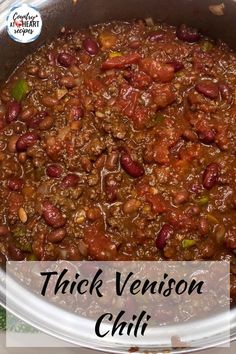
[173,190,189,205]
[38,69,50,79]
[5,101,21,124]
[18,152,27,164]
[42,96,59,107]
[199,129,216,144]
[0,225,10,236]
[80,156,92,172]
[195,81,219,99]
[39,115,54,130]
[86,207,101,221]
[199,217,209,235]
[147,31,165,41]
[94,154,106,170]
[16,132,39,152]
[8,177,24,191]
[58,52,75,67]
[128,38,140,48]
[123,198,141,214]
[28,114,44,129]
[7,135,19,153]
[166,60,184,72]
[46,164,63,178]
[21,107,37,122]
[59,76,76,88]
[156,224,174,250]
[61,174,79,189]
[202,163,219,190]
[8,243,25,261]
[27,65,39,75]
[48,228,66,243]
[83,38,99,55]
[42,200,66,228]
[120,152,145,178]
[182,129,198,142]
[176,24,201,43]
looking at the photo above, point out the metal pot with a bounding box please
[0,0,236,352]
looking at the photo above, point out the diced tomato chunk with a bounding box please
[145,193,168,214]
[131,106,150,130]
[85,77,105,93]
[84,222,117,260]
[151,83,176,109]
[144,142,170,165]
[116,85,140,117]
[139,58,175,82]
[130,71,152,89]
[101,53,141,70]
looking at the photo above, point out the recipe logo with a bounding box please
[7,4,42,43]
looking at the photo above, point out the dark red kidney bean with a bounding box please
[176,24,200,43]
[46,164,63,178]
[156,224,174,250]
[202,163,219,190]
[8,243,25,261]
[120,153,145,178]
[199,129,216,144]
[16,132,39,152]
[5,101,21,124]
[166,60,184,72]
[42,200,66,228]
[21,107,37,123]
[28,112,46,129]
[198,217,209,236]
[0,225,10,236]
[8,177,24,191]
[195,81,219,99]
[48,228,66,243]
[27,116,42,129]
[82,38,99,55]
[147,31,165,41]
[57,52,75,67]
[61,174,79,189]
[71,106,84,120]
